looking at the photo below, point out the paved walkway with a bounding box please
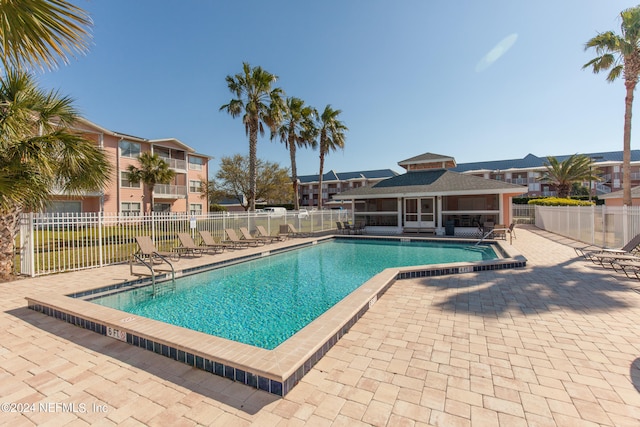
[2,226,640,426]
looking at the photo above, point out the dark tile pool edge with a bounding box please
[279,273,399,395]
[25,300,288,396]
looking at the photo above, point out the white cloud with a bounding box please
[476,33,518,72]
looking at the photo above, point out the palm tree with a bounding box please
[0,0,91,72]
[275,97,318,210]
[538,154,599,199]
[220,62,284,211]
[583,5,640,206]
[125,152,176,213]
[0,70,111,280]
[316,105,348,210]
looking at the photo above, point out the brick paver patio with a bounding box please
[2,226,640,426]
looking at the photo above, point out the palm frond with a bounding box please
[0,0,92,72]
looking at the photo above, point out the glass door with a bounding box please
[404,198,418,227]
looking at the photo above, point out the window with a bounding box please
[189,156,203,170]
[153,203,171,212]
[119,140,141,158]
[120,171,141,188]
[121,202,141,216]
[190,204,202,215]
[189,180,201,193]
[45,201,82,214]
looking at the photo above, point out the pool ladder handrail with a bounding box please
[475,229,495,246]
[130,252,176,295]
[475,227,512,245]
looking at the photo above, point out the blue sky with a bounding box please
[39,0,637,177]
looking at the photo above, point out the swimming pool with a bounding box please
[27,235,525,396]
[90,239,497,349]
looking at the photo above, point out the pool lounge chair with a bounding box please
[256,225,287,242]
[176,232,223,256]
[225,228,261,247]
[282,223,310,238]
[575,233,640,266]
[134,235,178,263]
[239,227,269,245]
[610,259,640,280]
[198,230,234,251]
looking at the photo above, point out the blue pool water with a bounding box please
[91,239,496,349]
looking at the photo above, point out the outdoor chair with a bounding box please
[256,225,287,242]
[224,228,261,247]
[341,221,354,234]
[282,223,310,238]
[352,221,366,235]
[239,227,269,245]
[611,260,640,280]
[336,221,346,235]
[176,233,222,256]
[495,223,516,243]
[134,235,179,263]
[492,224,508,240]
[575,233,640,267]
[482,221,494,236]
[198,230,234,251]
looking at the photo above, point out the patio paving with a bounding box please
[1,226,640,426]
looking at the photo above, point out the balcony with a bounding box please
[50,185,103,197]
[506,177,529,185]
[159,156,187,171]
[153,184,187,198]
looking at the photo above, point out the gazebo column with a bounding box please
[436,196,444,236]
[397,197,403,234]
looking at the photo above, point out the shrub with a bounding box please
[527,197,594,206]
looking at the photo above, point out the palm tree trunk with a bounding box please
[623,80,635,206]
[249,120,258,211]
[149,183,154,213]
[289,136,299,210]
[0,208,21,281]
[318,152,325,210]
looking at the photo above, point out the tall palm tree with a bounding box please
[275,97,317,210]
[0,70,111,280]
[126,152,176,213]
[0,0,91,72]
[583,5,640,206]
[220,62,284,211]
[317,105,347,210]
[538,154,599,199]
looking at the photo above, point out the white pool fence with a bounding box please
[18,210,350,277]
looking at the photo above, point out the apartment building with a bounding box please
[296,169,399,208]
[451,150,640,197]
[49,118,211,215]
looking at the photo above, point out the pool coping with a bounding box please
[25,235,527,396]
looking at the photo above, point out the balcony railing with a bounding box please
[506,177,529,185]
[153,184,187,198]
[50,185,103,197]
[159,156,187,171]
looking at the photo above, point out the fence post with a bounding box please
[623,204,629,245]
[592,205,597,246]
[20,212,36,277]
[98,212,104,267]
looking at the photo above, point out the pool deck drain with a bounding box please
[24,235,526,396]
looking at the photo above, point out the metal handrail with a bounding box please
[129,252,175,295]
